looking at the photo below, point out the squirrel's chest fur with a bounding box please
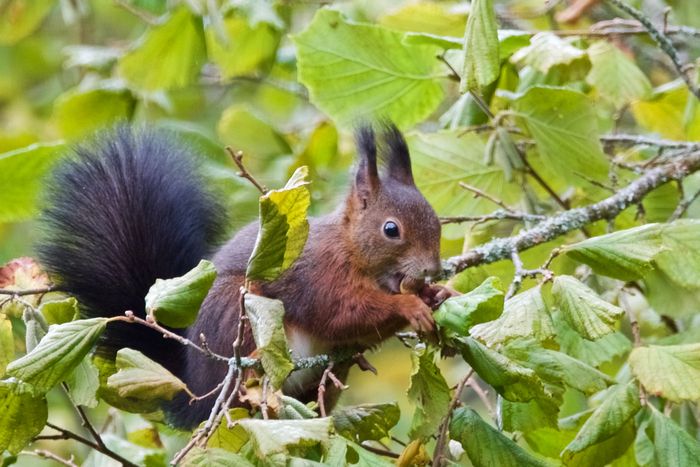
[175,215,370,426]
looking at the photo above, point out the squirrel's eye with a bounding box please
[383,221,400,239]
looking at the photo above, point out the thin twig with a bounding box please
[542,17,700,37]
[605,0,700,101]
[260,376,270,420]
[619,289,648,406]
[458,182,514,212]
[360,443,400,459]
[112,312,228,362]
[225,147,268,194]
[318,362,351,418]
[41,423,138,467]
[173,287,250,463]
[317,362,334,418]
[440,210,546,224]
[113,0,159,24]
[445,150,700,276]
[0,286,63,296]
[522,160,571,210]
[59,382,139,467]
[22,450,78,467]
[601,134,700,150]
[466,380,495,419]
[506,249,553,299]
[432,370,474,467]
[669,188,700,221]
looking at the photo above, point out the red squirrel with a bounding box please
[38,123,448,428]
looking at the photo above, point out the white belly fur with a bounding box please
[282,326,332,396]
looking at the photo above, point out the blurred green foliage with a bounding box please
[2,0,700,465]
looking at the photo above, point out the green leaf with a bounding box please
[511,32,587,73]
[236,418,333,457]
[206,408,250,452]
[379,2,466,37]
[107,348,191,401]
[507,344,612,395]
[553,313,631,367]
[450,407,548,467]
[244,294,294,388]
[65,357,99,408]
[563,383,641,459]
[94,354,161,414]
[246,167,310,281]
[563,224,664,281]
[655,219,700,288]
[406,131,520,239]
[586,41,652,108]
[206,13,280,78]
[52,87,135,139]
[564,420,636,467]
[279,395,318,420]
[0,142,65,223]
[514,86,608,185]
[333,403,400,443]
[145,259,216,328]
[0,0,54,45]
[648,406,700,467]
[406,345,451,439]
[216,105,292,172]
[404,29,529,60]
[460,0,500,92]
[552,275,624,340]
[6,317,107,393]
[634,415,655,467]
[471,286,555,347]
[0,380,47,455]
[402,32,462,50]
[498,30,532,61]
[501,396,560,433]
[457,337,547,402]
[434,276,504,338]
[293,9,444,129]
[629,343,700,402]
[39,297,79,325]
[631,82,693,140]
[181,447,255,467]
[117,7,206,91]
[0,314,13,375]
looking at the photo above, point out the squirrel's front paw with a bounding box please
[419,284,460,309]
[399,296,435,333]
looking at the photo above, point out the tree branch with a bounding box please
[604,0,700,101]
[226,147,268,194]
[0,286,63,296]
[41,422,138,467]
[445,151,700,276]
[432,370,474,467]
[22,449,78,467]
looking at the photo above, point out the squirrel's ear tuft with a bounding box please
[354,124,380,206]
[383,123,414,185]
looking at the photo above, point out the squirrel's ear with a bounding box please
[383,123,414,185]
[354,125,380,206]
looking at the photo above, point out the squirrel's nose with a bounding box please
[422,261,442,281]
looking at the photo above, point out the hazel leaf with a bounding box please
[145,259,216,328]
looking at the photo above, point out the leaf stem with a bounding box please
[432,370,474,467]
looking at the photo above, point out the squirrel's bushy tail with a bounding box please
[37,126,225,372]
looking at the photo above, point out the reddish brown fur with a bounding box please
[170,125,444,428]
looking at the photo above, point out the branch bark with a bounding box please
[445,151,700,276]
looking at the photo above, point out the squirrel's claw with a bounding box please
[404,302,435,333]
[419,284,461,310]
